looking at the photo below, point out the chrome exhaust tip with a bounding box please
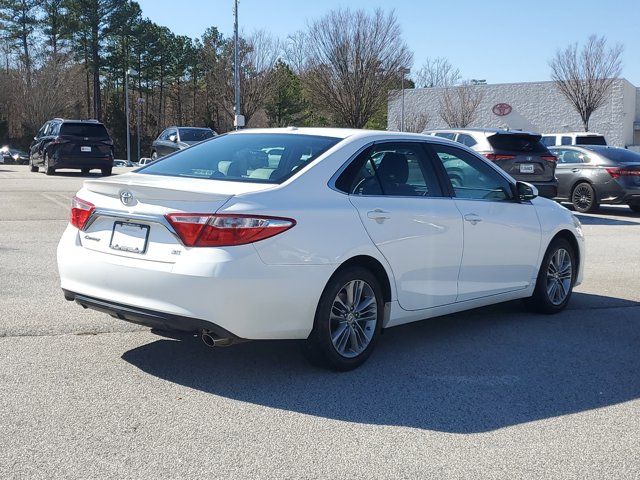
[201,330,235,347]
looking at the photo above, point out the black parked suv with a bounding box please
[424,128,558,198]
[30,118,114,176]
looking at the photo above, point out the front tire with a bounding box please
[303,267,383,371]
[101,167,112,176]
[571,182,598,213]
[29,158,38,172]
[526,238,576,314]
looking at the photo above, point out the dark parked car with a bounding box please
[30,118,114,176]
[424,128,558,198]
[150,126,216,160]
[550,145,640,213]
[1,147,29,164]
[113,159,134,167]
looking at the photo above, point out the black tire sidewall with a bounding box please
[531,238,576,313]
[306,267,384,371]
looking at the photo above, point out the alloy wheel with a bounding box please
[572,184,593,211]
[546,248,573,305]
[329,279,378,358]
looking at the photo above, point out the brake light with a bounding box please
[541,155,557,162]
[70,196,95,229]
[165,213,296,247]
[606,167,640,179]
[484,153,516,161]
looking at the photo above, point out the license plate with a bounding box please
[109,222,149,254]
[519,164,535,173]
[81,146,92,152]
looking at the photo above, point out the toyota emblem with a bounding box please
[492,103,512,116]
[120,190,134,206]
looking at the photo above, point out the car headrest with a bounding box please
[377,152,409,184]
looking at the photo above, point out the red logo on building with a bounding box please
[492,103,512,116]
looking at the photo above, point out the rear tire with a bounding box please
[44,154,54,175]
[303,267,383,371]
[81,168,90,175]
[629,205,640,213]
[526,238,576,314]
[101,167,112,176]
[571,182,598,213]
[29,158,38,172]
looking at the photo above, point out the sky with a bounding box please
[136,0,640,85]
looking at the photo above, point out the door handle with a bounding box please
[463,213,482,225]
[571,168,580,173]
[367,209,391,223]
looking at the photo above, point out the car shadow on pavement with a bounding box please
[121,292,640,433]
[574,213,639,226]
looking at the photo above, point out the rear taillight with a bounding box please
[70,196,95,229]
[165,213,296,247]
[606,167,640,179]
[541,155,557,162]
[483,153,516,161]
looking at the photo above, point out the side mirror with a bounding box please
[516,181,538,202]
[168,134,177,143]
[33,136,38,141]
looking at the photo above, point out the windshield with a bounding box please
[179,128,215,142]
[139,133,341,183]
[60,123,109,139]
[576,136,607,146]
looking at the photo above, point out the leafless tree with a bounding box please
[301,8,412,128]
[550,35,623,131]
[438,82,484,128]
[390,109,429,133]
[414,57,460,88]
[283,31,307,74]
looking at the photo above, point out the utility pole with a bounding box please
[233,0,244,129]
[125,68,138,163]
[137,97,145,162]
[399,67,410,132]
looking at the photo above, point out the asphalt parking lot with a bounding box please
[1,164,639,479]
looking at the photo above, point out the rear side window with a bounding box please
[340,143,442,197]
[140,133,340,183]
[541,136,556,146]
[488,134,547,153]
[561,136,572,145]
[178,128,215,142]
[576,136,606,146]
[60,123,109,139]
[555,149,588,164]
[456,133,477,147]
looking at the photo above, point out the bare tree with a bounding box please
[414,57,460,88]
[550,35,623,131]
[283,31,307,74]
[302,8,412,128]
[438,82,484,128]
[390,109,429,133]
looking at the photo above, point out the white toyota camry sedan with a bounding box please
[58,128,584,370]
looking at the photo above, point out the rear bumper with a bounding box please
[64,290,239,338]
[51,154,112,169]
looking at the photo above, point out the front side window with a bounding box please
[541,136,556,146]
[431,145,513,201]
[561,136,572,145]
[435,132,456,140]
[140,133,340,183]
[337,143,442,197]
[456,133,477,148]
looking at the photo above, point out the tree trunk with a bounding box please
[91,25,101,120]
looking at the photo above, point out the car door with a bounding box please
[30,122,49,164]
[429,143,541,302]
[553,148,587,199]
[344,141,464,311]
[164,128,179,155]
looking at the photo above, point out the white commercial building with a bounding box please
[388,79,640,149]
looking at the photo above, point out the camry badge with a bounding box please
[120,190,134,206]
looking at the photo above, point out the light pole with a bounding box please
[233,0,244,129]
[136,97,145,162]
[399,67,410,132]
[125,68,138,163]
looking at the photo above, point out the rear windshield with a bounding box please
[596,148,640,163]
[576,136,606,146]
[179,128,215,142]
[60,123,109,139]
[488,134,546,153]
[139,133,341,183]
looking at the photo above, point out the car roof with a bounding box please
[542,131,604,136]
[53,118,104,124]
[425,127,540,136]
[171,126,213,130]
[230,127,447,141]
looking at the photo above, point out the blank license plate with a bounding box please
[81,146,92,152]
[110,222,149,254]
[519,164,535,173]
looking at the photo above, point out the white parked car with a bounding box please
[58,128,585,370]
[541,132,607,147]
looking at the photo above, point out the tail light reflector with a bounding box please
[606,167,640,179]
[484,153,516,161]
[70,196,95,229]
[165,213,296,247]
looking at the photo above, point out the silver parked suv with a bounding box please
[423,128,558,198]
